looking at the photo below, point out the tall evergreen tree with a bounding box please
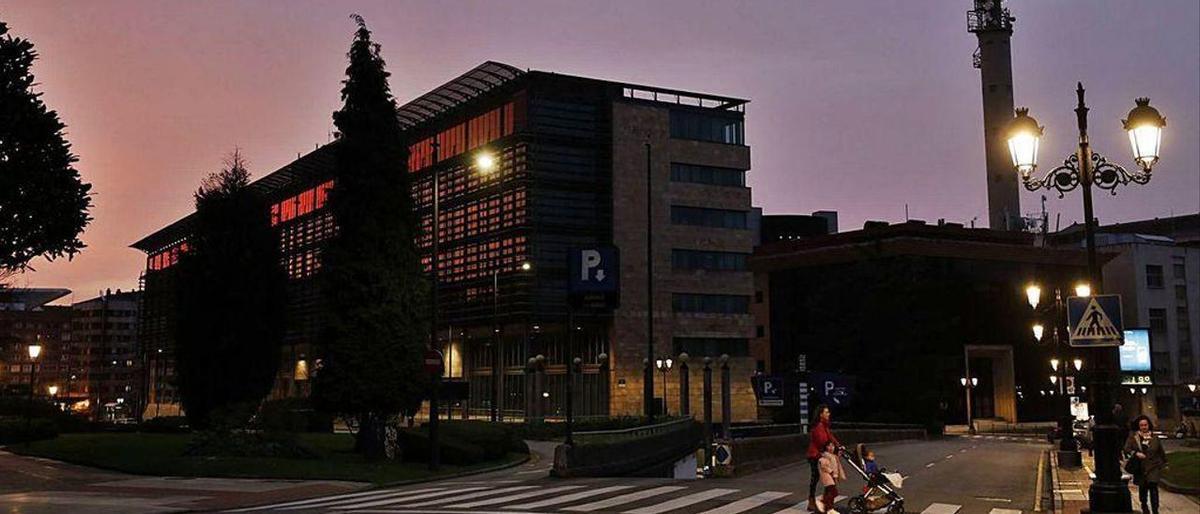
[174,151,287,429]
[0,20,92,279]
[312,16,429,459]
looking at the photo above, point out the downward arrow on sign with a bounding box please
[595,269,606,281]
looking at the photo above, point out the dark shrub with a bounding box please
[140,416,190,433]
[432,421,526,459]
[398,429,485,465]
[0,418,58,444]
[185,430,316,459]
[258,399,334,433]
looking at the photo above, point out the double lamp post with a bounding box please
[1005,83,1166,513]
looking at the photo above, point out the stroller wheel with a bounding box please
[848,496,868,514]
[886,500,905,514]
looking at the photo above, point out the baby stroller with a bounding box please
[839,446,905,514]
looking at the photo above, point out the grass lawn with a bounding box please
[7,433,525,484]
[1164,451,1199,490]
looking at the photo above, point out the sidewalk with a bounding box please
[1049,450,1199,514]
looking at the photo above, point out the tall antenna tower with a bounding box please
[968,0,1020,230]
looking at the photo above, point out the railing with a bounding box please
[573,416,694,443]
[729,421,926,439]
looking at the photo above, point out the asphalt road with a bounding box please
[234,436,1048,514]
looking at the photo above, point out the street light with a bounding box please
[1050,358,1060,372]
[1188,384,1197,393]
[1026,284,1042,310]
[656,358,673,416]
[475,152,497,173]
[1073,358,1083,372]
[26,338,43,437]
[1008,84,1166,512]
[961,376,978,434]
[1032,324,1045,342]
[1074,283,1092,298]
[1050,375,1058,385]
[490,260,533,422]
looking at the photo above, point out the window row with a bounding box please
[408,101,519,171]
[418,189,527,250]
[671,249,748,271]
[147,241,188,271]
[280,212,336,255]
[670,206,748,229]
[271,180,333,227]
[672,293,750,314]
[670,163,746,187]
[422,236,529,284]
[412,146,526,210]
[669,110,745,145]
[284,248,322,280]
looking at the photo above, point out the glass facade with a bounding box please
[672,293,750,314]
[670,163,745,187]
[671,249,748,271]
[669,110,745,145]
[671,206,748,229]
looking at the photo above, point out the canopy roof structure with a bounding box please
[396,61,525,130]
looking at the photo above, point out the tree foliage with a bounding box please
[174,151,287,429]
[312,16,429,460]
[0,20,92,277]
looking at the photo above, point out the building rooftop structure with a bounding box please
[0,288,71,311]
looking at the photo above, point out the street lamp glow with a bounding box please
[1032,324,1045,342]
[1073,358,1083,371]
[1140,387,1148,395]
[1050,375,1058,385]
[971,377,978,387]
[47,385,58,396]
[960,377,968,387]
[1025,284,1042,309]
[1123,98,1166,171]
[475,153,497,172]
[27,344,42,360]
[1188,384,1197,393]
[1050,358,1060,371]
[521,261,532,271]
[1006,108,1043,176]
[1074,283,1092,298]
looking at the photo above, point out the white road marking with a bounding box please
[926,462,936,468]
[976,497,1013,503]
[226,487,445,512]
[514,469,546,475]
[399,486,538,508]
[960,448,968,453]
[989,508,1022,514]
[503,485,634,510]
[319,487,490,510]
[698,491,791,514]
[772,496,846,513]
[945,454,954,460]
[562,486,686,512]
[445,486,583,509]
[920,503,962,514]
[623,488,738,514]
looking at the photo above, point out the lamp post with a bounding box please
[655,357,673,416]
[26,339,43,436]
[490,259,531,423]
[960,376,978,435]
[1027,282,1084,466]
[1006,84,1165,512]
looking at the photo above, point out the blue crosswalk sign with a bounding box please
[1067,294,1124,347]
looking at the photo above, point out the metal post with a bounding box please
[661,367,669,416]
[703,358,713,469]
[26,354,37,436]
[679,358,690,416]
[720,355,732,439]
[492,269,500,422]
[1072,83,1131,513]
[566,309,575,445]
[644,141,655,419]
[964,350,975,435]
[430,373,440,470]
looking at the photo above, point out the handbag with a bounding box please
[1123,436,1147,476]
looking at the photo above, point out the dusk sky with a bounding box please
[2,0,1197,301]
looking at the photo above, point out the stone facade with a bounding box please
[609,101,758,422]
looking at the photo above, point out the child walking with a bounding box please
[818,440,847,513]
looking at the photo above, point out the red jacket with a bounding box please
[806,420,840,459]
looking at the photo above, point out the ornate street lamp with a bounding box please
[656,358,673,416]
[1026,284,1042,310]
[1050,358,1060,372]
[1007,84,1165,512]
[1074,283,1092,298]
[1073,358,1083,372]
[1032,324,1045,342]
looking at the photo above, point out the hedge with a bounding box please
[0,418,59,444]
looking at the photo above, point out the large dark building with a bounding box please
[69,290,142,422]
[0,288,72,400]
[752,220,1097,425]
[134,62,761,421]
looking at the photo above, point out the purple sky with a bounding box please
[3,0,1198,300]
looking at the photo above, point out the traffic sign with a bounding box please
[810,372,854,408]
[424,349,445,376]
[568,247,620,308]
[752,375,784,407]
[1067,294,1124,347]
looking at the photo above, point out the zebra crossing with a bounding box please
[229,482,1026,514]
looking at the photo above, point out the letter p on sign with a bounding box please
[581,250,601,281]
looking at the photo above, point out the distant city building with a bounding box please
[0,288,72,400]
[1053,214,1200,428]
[133,62,761,421]
[759,212,838,244]
[752,220,1094,425]
[69,290,142,422]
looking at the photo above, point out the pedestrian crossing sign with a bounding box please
[1067,294,1124,347]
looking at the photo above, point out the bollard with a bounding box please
[703,357,713,470]
[679,353,690,416]
[720,354,731,440]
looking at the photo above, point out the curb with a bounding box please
[1160,477,1200,496]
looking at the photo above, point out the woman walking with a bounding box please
[1123,415,1167,514]
[806,405,840,512]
